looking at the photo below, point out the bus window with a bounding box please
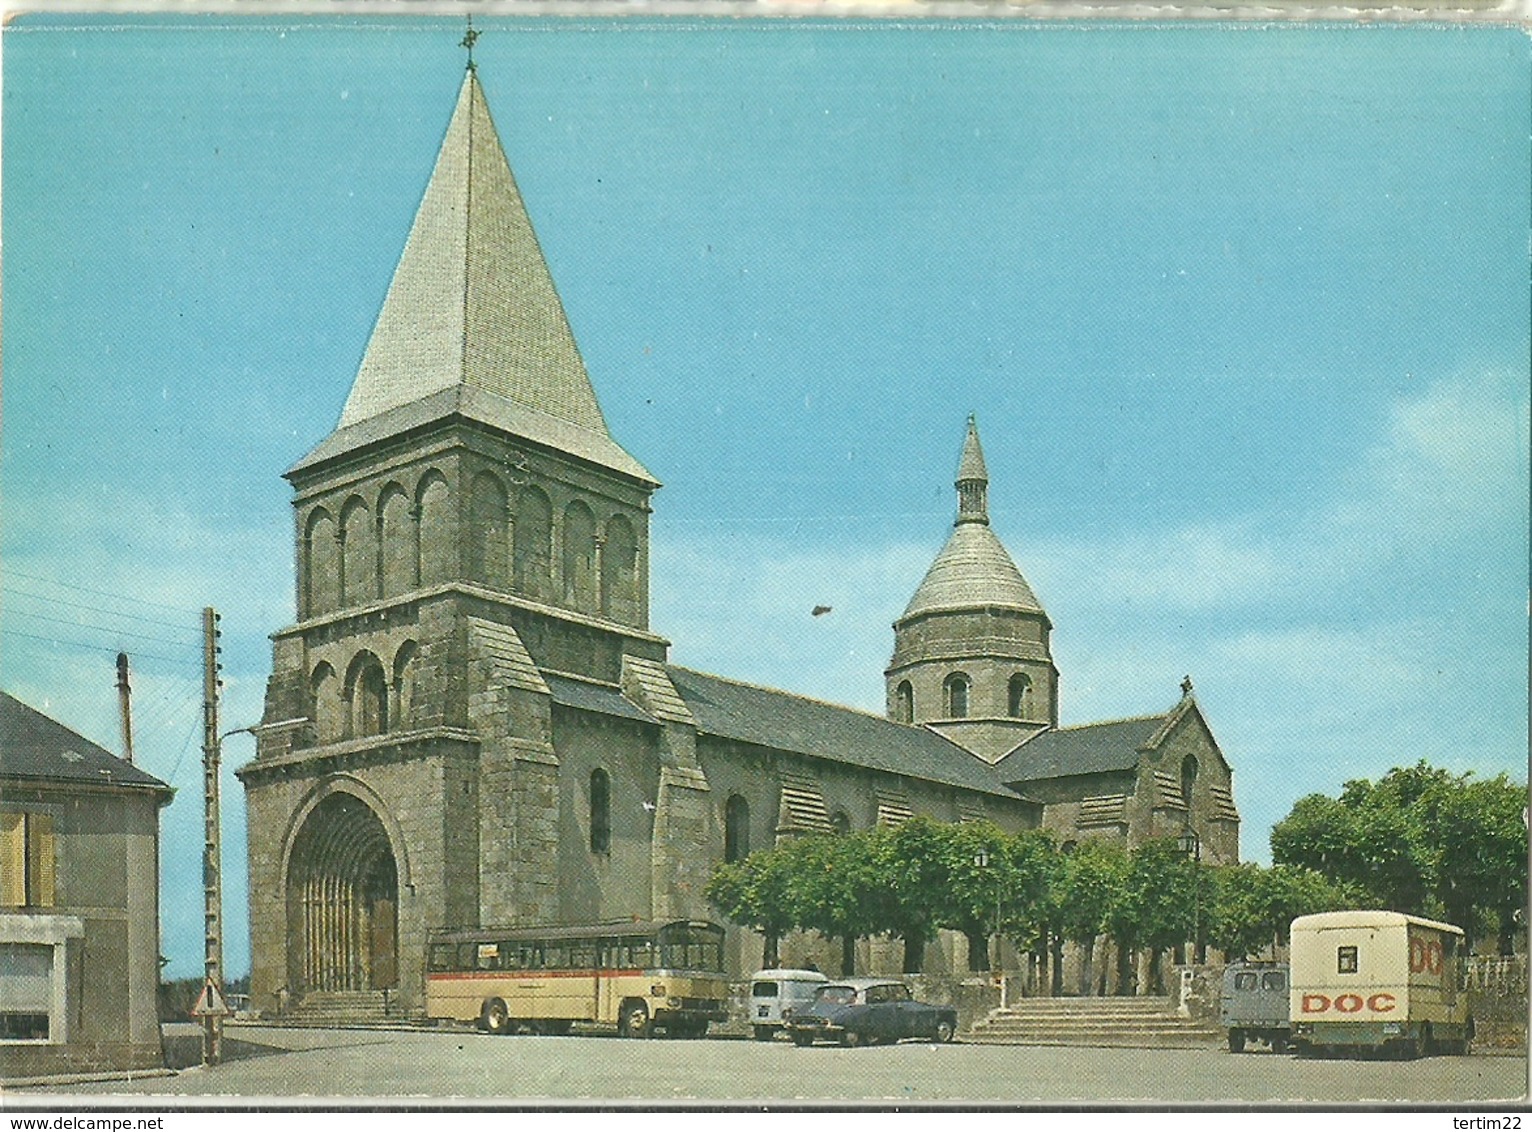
[457,943,477,970]
[476,944,500,971]
[570,941,597,969]
[518,944,542,970]
[629,939,654,968]
[500,943,522,971]
[428,944,455,972]
[544,943,569,970]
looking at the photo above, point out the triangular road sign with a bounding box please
[190,979,232,1018]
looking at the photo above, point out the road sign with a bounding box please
[190,979,232,1018]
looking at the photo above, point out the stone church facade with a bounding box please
[239,67,1238,1015]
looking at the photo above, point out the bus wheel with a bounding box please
[1227,1029,1245,1054]
[618,1000,650,1039]
[481,999,511,1036]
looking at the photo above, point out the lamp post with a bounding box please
[1177,827,1202,962]
[974,849,1005,1006]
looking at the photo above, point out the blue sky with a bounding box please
[2,16,1527,979]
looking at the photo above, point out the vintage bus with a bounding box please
[1289,910,1473,1058]
[425,919,729,1039]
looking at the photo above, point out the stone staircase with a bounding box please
[279,990,412,1028]
[967,995,1222,1049]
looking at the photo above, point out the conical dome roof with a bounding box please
[900,521,1044,620]
[899,417,1047,621]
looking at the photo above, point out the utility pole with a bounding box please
[200,607,225,1065]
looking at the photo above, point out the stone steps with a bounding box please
[282,990,413,1027]
[967,996,1221,1050]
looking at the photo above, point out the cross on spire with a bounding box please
[460,17,481,71]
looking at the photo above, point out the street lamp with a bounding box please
[974,848,1006,1007]
[1177,828,1202,963]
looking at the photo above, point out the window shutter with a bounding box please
[0,813,25,907]
[29,814,56,907]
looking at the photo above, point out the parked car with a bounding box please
[1221,961,1290,1053]
[787,977,957,1047]
[749,968,829,1041]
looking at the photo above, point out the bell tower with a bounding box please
[885,417,1057,762]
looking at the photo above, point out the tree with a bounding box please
[785,832,881,976]
[1054,838,1128,995]
[704,846,798,967]
[1206,862,1357,960]
[1105,839,1197,995]
[1271,760,1528,953]
[931,820,1012,971]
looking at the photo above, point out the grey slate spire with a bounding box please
[292,69,653,484]
[956,414,989,524]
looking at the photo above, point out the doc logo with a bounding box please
[1301,993,1396,1014]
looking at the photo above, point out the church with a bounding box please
[238,64,1239,1017]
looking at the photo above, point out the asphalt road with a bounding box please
[13,1024,1528,1106]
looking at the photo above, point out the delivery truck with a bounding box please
[1289,910,1473,1058]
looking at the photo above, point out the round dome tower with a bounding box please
[885,417,1057,761]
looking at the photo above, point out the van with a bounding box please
[748,968,828,1041]
[1289,910,1472,1058]
[1220,961,1290,1053]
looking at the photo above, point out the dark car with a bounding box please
[787,977,957,1047]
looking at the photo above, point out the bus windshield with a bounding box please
[656,923,725,973]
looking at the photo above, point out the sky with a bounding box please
[2,15,1527,980]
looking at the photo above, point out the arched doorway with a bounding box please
[286,793,398,994]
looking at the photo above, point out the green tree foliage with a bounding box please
[1053,838,1128,994]
[1106,839,1199,994]
[1271,760,1528,953]
[1206,862,1356,960]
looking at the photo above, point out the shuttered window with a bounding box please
[0,813,55,908]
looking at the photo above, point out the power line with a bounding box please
[4,608,201,652]
[1,627,199,667]
[2,568,202,616]
[2,583,203,636]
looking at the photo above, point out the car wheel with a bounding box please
[753,1025,776,1042]
[933,1019,955,1044]
[1227,1029,1245,1054]
[618,999,650,1039]
[792,1031,815,1047]
[839,1029,864,1048]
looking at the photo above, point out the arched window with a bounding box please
[589,769,611,854]
[944,672,971,719]
[392,641,418,730]
[1008,673,1032,719]
[416,472,452,587]
[830,810,851,836]
[513,486,553,601]
[468,472,510,591]
[894,681,914,724]
[562,500,597,611]
[1180,754,1198,811]
[601,514,638,623]
[340,496,374,608]
[724,795,750,863]
[305,508,339,618]
[310,662,340,743]
[347,653,388,738]
[377,484,413,598]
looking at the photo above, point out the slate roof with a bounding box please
[900,522,1046,620]
[665,667,1021,800]
[957,416,988,484]
[994,714,1167,785]
[292,69,653,487]
[0,691,172,794]
[544,673,657,726]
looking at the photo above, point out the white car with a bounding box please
[748,968,828,1041]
